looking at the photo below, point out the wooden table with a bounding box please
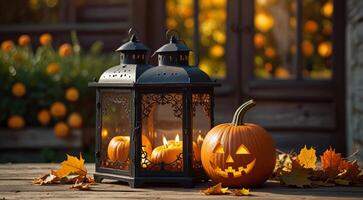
[1,163,363,200]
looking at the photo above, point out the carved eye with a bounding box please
[236,144,250,154]
[213,143,225,154]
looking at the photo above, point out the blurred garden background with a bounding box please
[0,0,362,163]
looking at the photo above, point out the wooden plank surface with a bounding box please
[0,163,363,200]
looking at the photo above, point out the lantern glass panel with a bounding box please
[191,93,211,171]
[100,91,132,171]
[141,93,184,172]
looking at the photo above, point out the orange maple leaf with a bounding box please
[320,148,342,178]
[54,153,87,178]
[321,148,342,170]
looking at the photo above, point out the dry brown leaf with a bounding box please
[297,146,317,169]
[32,153,94,188]
[231,188,250,196]
[54,154,87,178]
[312,181,335,187]
[338,160,361,181]
[334,179,350,186]
[280,168,312,188]
[274,153,293,177]
[201,183,229,195]
[338,159,352,171]
[32,170,60,185]
[70,180,91,190]
[60,175,83,184]
[310,169,329,181]
[84,176,95,183]
[275,146,363,188]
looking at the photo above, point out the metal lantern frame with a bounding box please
[89,30,218,188]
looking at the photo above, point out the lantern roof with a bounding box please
[115,34,149,52]
[97,31,152,84]
[137,30,214,85]
[153,35,190,54]
[136,65,213,84]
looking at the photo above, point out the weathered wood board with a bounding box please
[0,163,363,200]
[0,128,82,163]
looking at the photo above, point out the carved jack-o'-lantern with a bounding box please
[201,100,276,187]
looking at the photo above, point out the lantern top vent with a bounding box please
[97,30,152,84]
[153,35,190,54]
[116,34,149,52]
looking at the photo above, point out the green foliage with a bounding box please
[0,32,118,128]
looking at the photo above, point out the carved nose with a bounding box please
[226,154,234,163]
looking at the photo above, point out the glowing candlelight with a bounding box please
[197,134,204,145]
[163,136,168,148]
[175,134,180,145]
[101,128,108,140]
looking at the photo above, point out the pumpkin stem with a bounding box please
[231,99,256,126]
[231,100,251,125]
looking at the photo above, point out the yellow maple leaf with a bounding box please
[54,154,87,178]
[231,188,250,196]
[201,183,229,195]
[297,145,317,169]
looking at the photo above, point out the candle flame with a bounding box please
[101,128,108,139]
[163,136,168,148]
[197,134,204,143]
[175,134,180,145]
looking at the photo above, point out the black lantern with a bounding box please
[89,30,218,188]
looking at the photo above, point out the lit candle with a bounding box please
[150,134,201,168]
[197,134,204,147]
[150,134,183,165]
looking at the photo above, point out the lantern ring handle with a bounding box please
[166,29,180,40]
[128,28,139,37]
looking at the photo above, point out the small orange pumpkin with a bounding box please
[150,139,200,166]
[151,140,182,165]
[107,135,152,162]
[107,136,130,162]
[201,100,276,187]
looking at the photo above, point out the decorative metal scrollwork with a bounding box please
[192,93,210,117]
[140,149,183,172]
[142,93,183,119]
[102,159,130,170]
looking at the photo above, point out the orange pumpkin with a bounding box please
[201,100,276,187]
[151,140,182,165]
[107,136,130,162]
[150,140,200,165]
[107,135,152,162]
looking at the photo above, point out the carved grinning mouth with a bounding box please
[209,159,256,178]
